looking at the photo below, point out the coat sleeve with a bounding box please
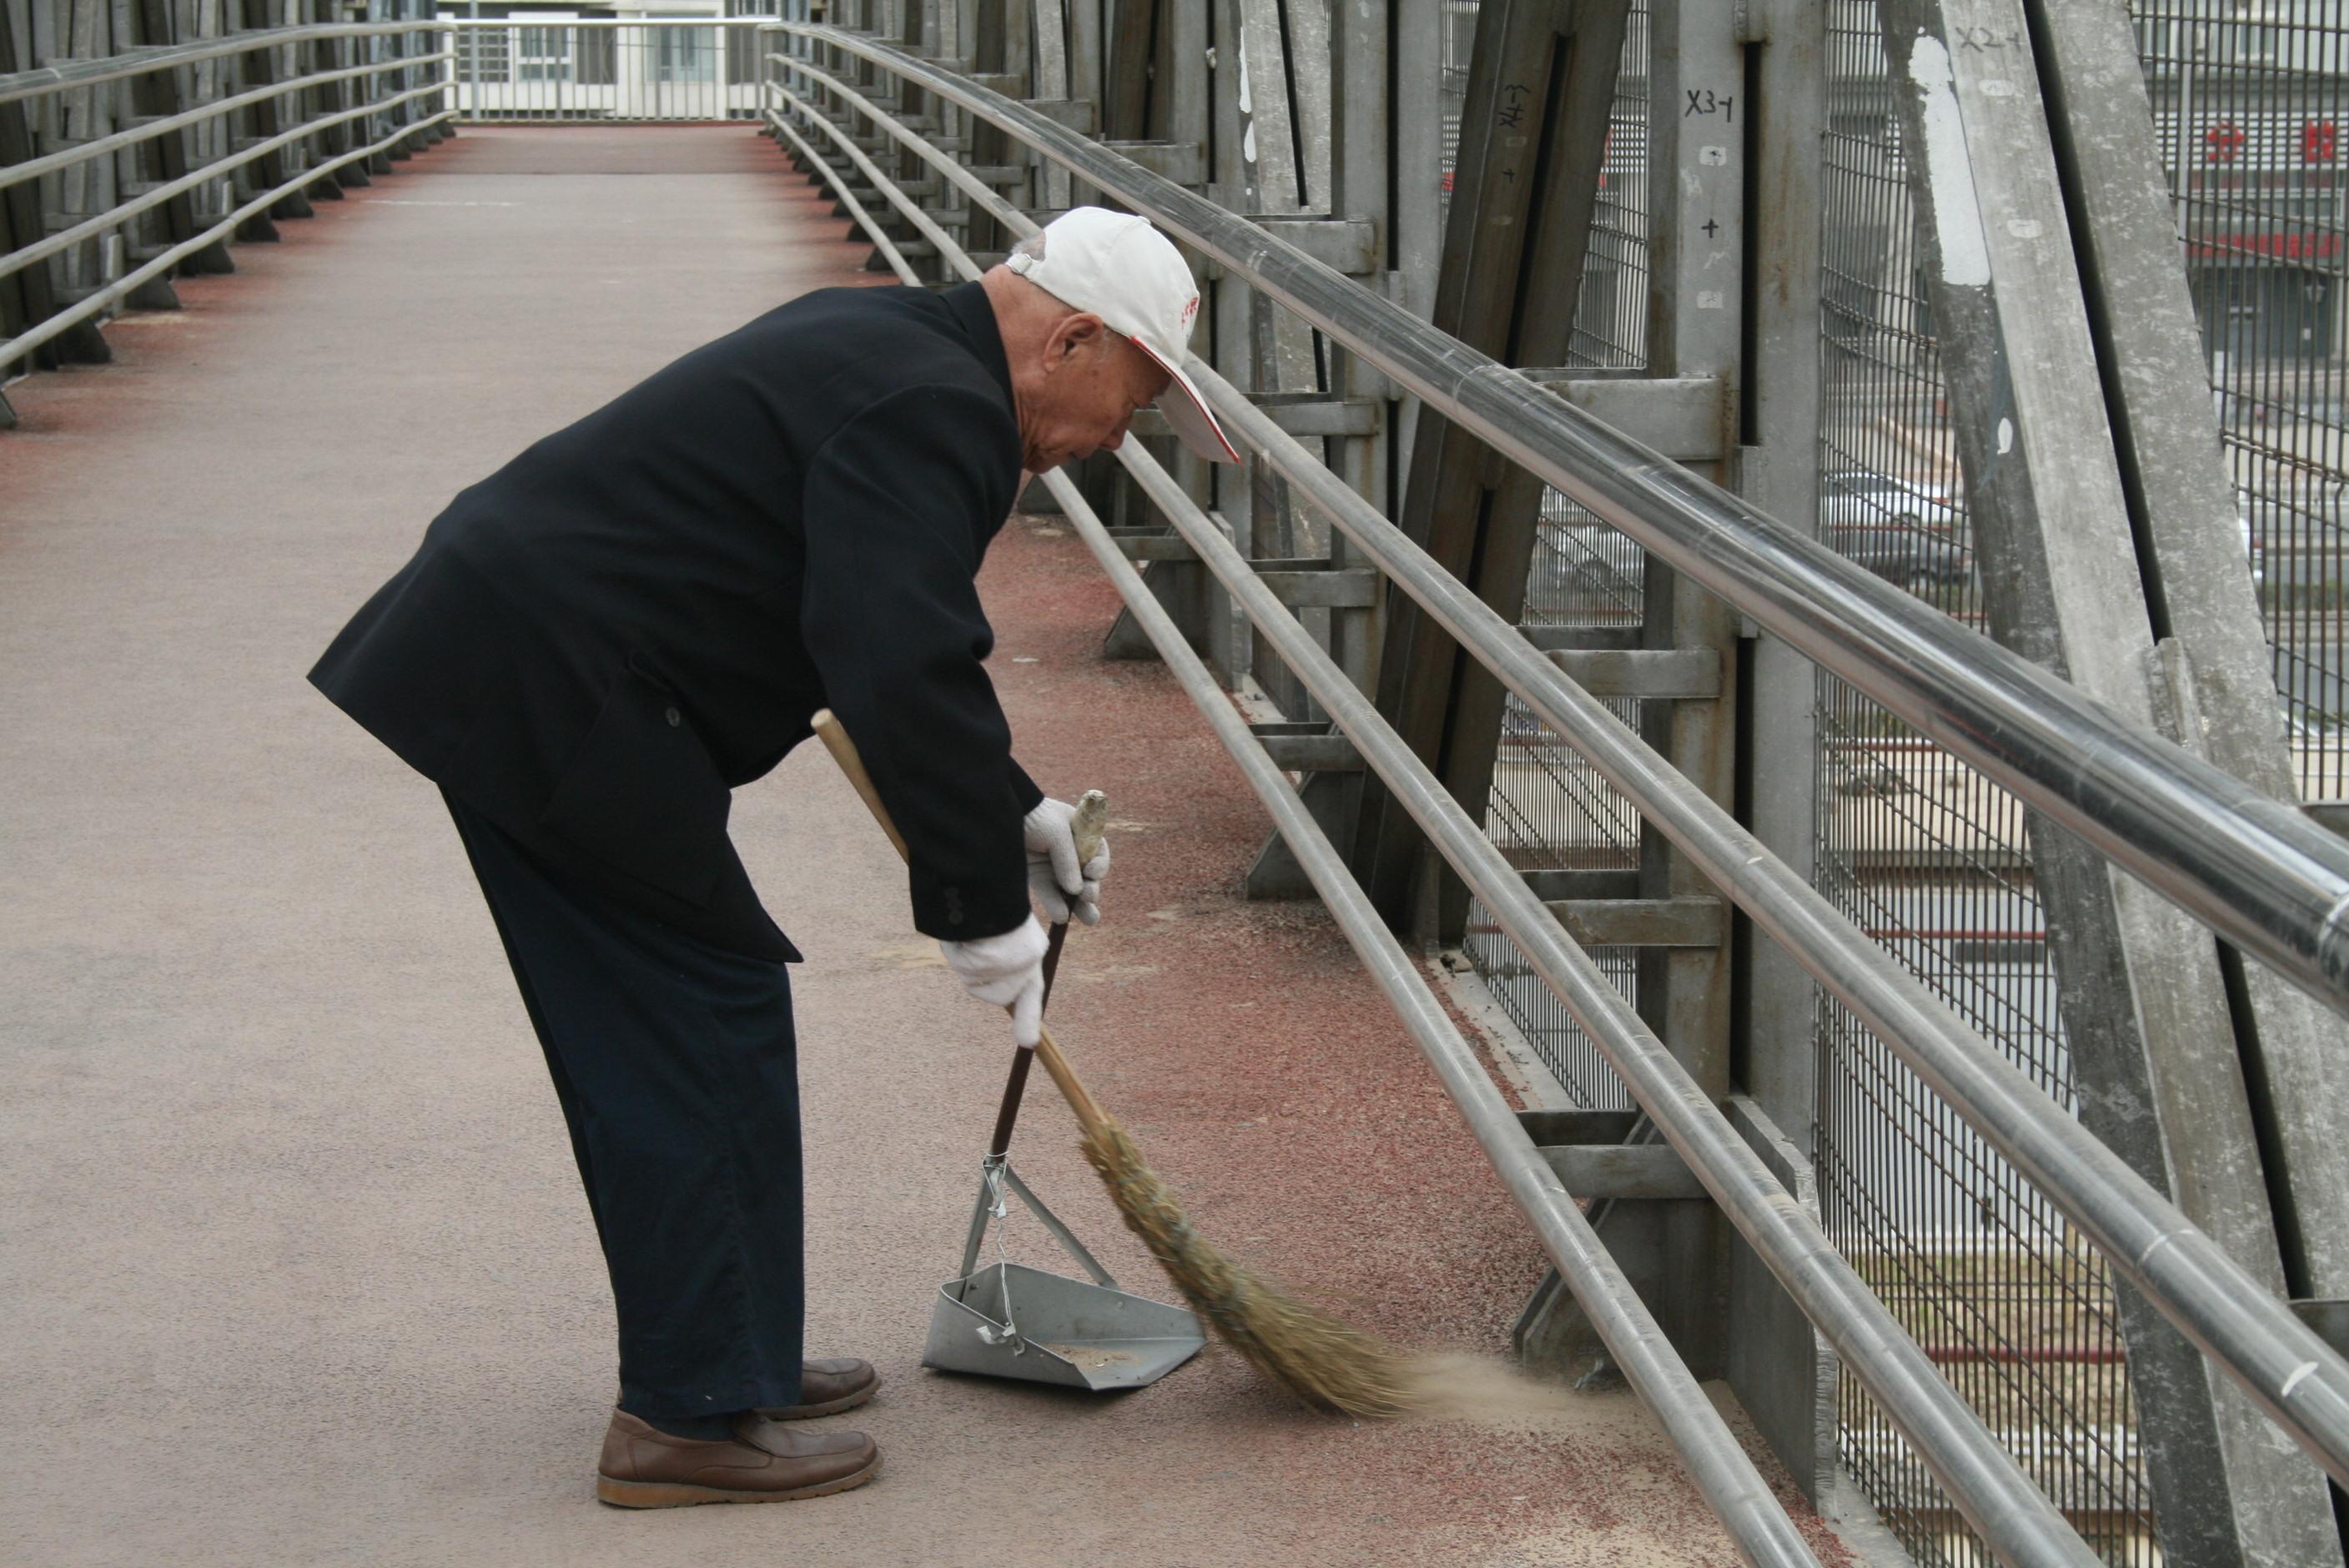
[799,383,1033,940]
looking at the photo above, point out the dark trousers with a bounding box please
[445,794,806,1425]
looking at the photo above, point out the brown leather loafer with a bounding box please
[595,1410,879,1508]
[757,1355,880,1420]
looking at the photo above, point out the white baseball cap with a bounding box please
[1004,208,1240,465]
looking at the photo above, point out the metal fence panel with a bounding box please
[2136,1,2349,801]
[447,16,777,123]
[1813,5,2152,1563]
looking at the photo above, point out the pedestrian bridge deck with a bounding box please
[0,127,1841,1565]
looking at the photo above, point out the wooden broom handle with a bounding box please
[811,710,1114,1140]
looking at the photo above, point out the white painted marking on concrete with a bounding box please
[1997,418,2014,454]
[1907,33,1991,287]
[1236,32,1255,164]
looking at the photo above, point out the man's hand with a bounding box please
[940,916,1049,1047]
[1024,797,1111,926]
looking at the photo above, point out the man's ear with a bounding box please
[1050,313,1109,364]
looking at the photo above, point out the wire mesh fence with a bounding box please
[1452,0,1652,1110]
[2136,2,2349,800]
[1812,6,2150,1564]
[1436,3,2338,1558]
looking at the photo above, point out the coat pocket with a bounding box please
[536,667,732,907]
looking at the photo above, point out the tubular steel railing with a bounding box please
[762,23,2349,1567]
[0,13,801,390]
[759,75,1826,1568]
[0,21,453,379]
[779,28,2349,1028]
[440,18,775,125]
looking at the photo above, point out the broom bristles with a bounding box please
[1081,1118,1420,1420]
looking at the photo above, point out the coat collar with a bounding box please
[941,280,1016,417]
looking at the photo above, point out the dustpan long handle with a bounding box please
[986,1048,1038,1159]
[811,710,1115,1143]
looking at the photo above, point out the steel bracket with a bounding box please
[1133,394,1379,441]
[1521,373,1730,463]
[1252,560,1381,610]
[1248,215,1379,276]
[1549,647,1723,701]
[1100,138,1204,185]
[1520,1108,1708,1202]
[1546,896,1727,950]
[1250,721,1362,773]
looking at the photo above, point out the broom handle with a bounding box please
[985,920,1066,1158]
[811,711,1115,1142]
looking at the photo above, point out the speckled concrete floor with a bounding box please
[0,128,1849,1567]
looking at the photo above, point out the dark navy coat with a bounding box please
[310,281,1041,960]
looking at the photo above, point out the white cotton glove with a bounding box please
[1024,797,1111,927]
[939,915,1050,1047]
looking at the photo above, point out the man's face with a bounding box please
[1022,314,1174,474]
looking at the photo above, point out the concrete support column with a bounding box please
[1878,3,2339,1561]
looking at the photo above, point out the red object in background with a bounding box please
[2206,119,2248,163]
[2306,119,2339,163]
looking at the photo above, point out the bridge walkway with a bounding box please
[0,126,1841,1565]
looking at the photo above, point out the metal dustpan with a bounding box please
[923,1154,1205,1392]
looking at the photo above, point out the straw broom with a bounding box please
[812,710,1417,1419]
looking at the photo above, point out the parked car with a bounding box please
[1820,469,1973,591]
[1822,469,1962,534]
[1823,524,1975,590]
[1818,471,1969,589]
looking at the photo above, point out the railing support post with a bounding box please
[238,0,315,221]
[0,6,109,367]
[1348,0,1632,941]
[1726,0,1837,1510]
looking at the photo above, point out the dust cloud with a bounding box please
[1399,1353,1584,1427]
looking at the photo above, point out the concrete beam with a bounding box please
[1522,373,1729,463]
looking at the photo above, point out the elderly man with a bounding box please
[309,208,1235,1506]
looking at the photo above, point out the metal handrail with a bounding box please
[0,21,441,106]
[0,20,453,373]
[758,97,914,280]
[759,24,2349,1545]
[438,17,780,24]
[762,59,2113,1568]
[803,124,1828,1568]
[0,53,434,194]
[0,68,451,287]
[770,23,2349,1032]
[750,60,2349,1500]
[1048,417,1841,1568]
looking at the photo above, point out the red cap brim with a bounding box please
[1131,340,1242,465]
